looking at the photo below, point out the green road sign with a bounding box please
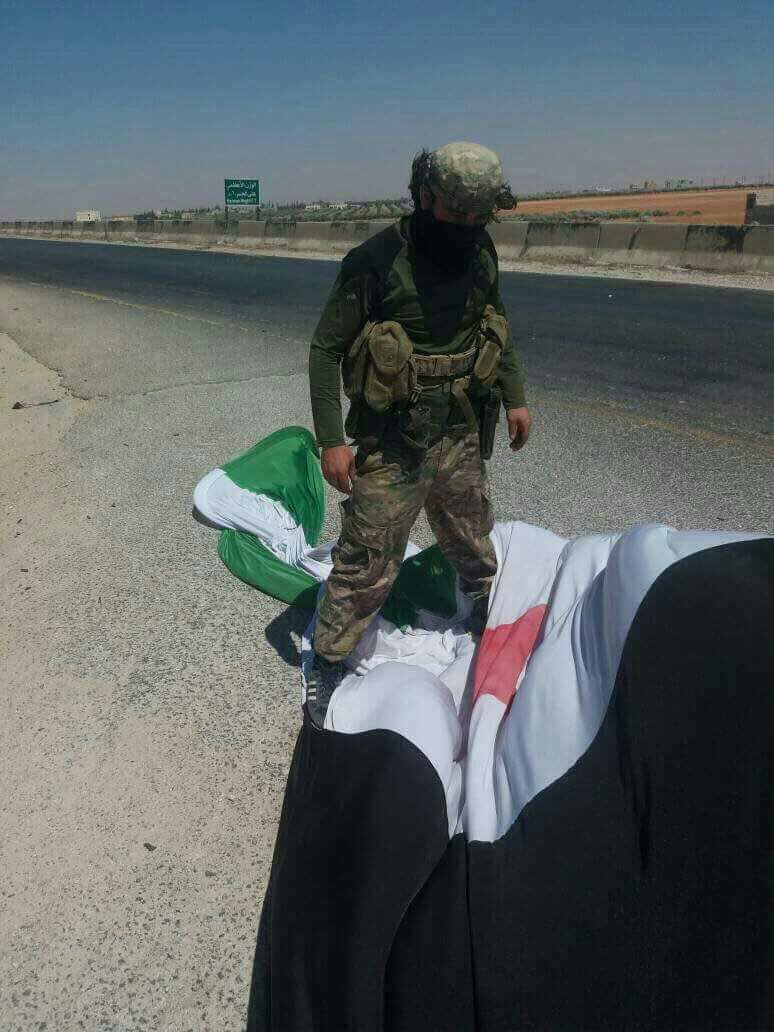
[225,179,260,206]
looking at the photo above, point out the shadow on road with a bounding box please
[265,606,311,668]
[190,504,221,530]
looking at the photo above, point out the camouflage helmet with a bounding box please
[428,142,516,215]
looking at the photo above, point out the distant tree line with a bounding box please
[268,199,412,222]
[500,209,703,223]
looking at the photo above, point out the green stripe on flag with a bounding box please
[222,426,324,546]
[381,544,458,629]
[218,528,321,609]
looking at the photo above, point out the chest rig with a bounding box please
[342,304,507,434]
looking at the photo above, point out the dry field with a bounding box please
[510,187,753,225]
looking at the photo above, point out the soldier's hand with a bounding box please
[321,444,356,494]
[506,407,531,451]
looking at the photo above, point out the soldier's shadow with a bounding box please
[264,606,312,668]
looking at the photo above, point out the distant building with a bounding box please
[75,210,101,222]
[330,202,348,210]
[109,214,134,222]
[305,203,322,211]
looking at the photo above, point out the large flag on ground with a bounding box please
[194,429,774,1031]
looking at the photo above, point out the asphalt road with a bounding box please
[0,236,772,441]
[0,238,771,1031]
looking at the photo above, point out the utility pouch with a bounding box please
[479,387,502,460]
[362,321,414,414]
[342,321,374,402]
[473,304,508,387]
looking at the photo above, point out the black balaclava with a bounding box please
[411,204,484,272]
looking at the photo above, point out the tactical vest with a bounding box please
[342,304,507,432]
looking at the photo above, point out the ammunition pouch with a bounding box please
[365,323,414,413]
[342,320,414,414]
[472,304,507,388]
[341,321,371,403]
[342,306,508,444]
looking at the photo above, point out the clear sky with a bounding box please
[2,0,772,218]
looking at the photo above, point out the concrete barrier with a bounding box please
[238,219,331,252]
[261,220,297,249]
[69,220,107,239]
[238,220,265,239]
[524,222,601,262]
[293,221,336,250]
[329,220,361,245]
[133,220,162,234]
[215,220,239,238]
[682,225,746,272]
[592,222,638,265]
[297,220,392,253]
[159,220,186,234]
[627,224,688,267]
[106,220,138,240]
[488,221,528,260]
[155,220,220,245]
[741,226,774,274]
[243,219,393,255]
[348,220,377,240]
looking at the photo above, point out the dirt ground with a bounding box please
[510,187,754,225]
[1,247,772,1028]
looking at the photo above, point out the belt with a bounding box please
[407,344,481,430]
[412,343,478,380]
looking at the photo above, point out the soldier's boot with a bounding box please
[469,593,490,637]
[305,654,346,729]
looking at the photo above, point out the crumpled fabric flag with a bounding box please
[193,428,774,1031]
[193,425,458,625]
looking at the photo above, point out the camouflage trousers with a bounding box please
[313,428,497,662]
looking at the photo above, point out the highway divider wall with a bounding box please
[626,224,689,268]
[593,223,638,265]
[741,226,774,274]
[487,221,528,259]
[682,225,747,273]
[2,219,774,275]
[236,219,393,253]
[528,222,602,262]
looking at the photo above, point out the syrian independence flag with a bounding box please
[194,429,774,1031]
[193,427,460,629]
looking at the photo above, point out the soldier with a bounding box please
[306,142,531,726]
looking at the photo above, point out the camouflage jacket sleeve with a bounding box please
[488,251,527,410]
[308,264,374,448]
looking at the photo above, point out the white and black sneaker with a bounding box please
[305,654,345,729]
